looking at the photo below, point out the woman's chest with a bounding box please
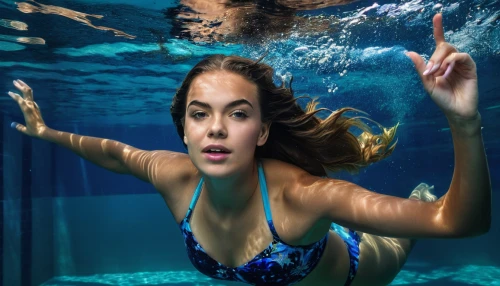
[189,201,274,268]
[185,214,333,285]
[188,192,324,269]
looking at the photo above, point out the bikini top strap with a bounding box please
[258,160,281,238]
[184,177,204,222]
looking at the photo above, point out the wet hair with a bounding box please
[170,54,398,176]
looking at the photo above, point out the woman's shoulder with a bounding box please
[260,158,347,200]
[260,158,318,192]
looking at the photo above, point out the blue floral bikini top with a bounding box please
[179,161,328,285]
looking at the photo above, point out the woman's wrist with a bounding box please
[447,112,482,137]
[37,125,53,140]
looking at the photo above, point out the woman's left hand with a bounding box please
[406,14,479,122]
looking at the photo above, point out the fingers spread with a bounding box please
[13,79,33,101]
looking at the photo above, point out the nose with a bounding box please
[207,116,227,139]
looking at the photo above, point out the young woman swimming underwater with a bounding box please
[8,14,491,286]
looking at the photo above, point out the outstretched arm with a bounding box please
[287,14,491,239]
[405,13,491,236]
[8,80,192,196]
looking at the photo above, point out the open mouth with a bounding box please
[203,148,231,161]
[205,149,230,153]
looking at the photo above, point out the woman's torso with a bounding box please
[159,157,351,285]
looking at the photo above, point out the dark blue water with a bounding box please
[1,0,499,285]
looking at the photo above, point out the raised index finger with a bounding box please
[433,13,445,45]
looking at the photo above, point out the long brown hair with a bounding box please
[170,54,398,176]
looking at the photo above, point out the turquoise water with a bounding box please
[1,0,499,285]
[39,266,500,285]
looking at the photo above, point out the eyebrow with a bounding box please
[186,99,254,110]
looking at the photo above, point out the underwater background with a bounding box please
[0,0,499,285]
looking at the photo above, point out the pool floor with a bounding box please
[40,264,500,285]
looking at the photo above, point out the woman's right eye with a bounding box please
[191,111,206,119]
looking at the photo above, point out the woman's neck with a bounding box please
[202,160,259,218]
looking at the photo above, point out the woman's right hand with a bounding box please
[8,79,48,138]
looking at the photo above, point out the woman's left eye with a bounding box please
[231,110,248,118]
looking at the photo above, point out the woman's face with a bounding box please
[183,70,269,178]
